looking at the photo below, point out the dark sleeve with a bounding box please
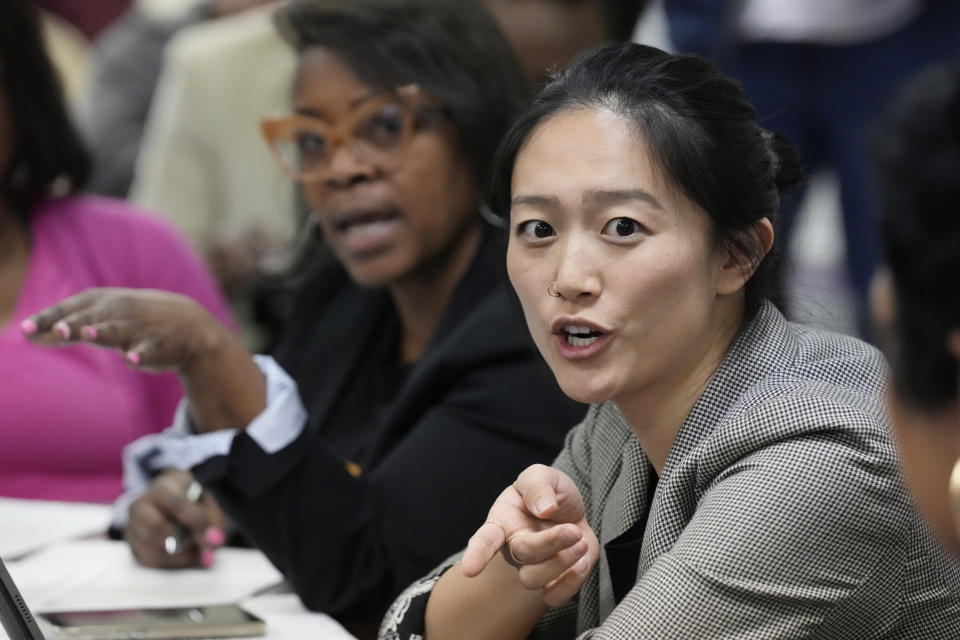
[194,356,585,623]
[380,411,599,640]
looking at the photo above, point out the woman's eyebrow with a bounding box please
[511,194,561,208]
[294,107,325,119]
[583,188,663,210]
[293,90,381,119]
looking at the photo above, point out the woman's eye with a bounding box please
[296,131,327,158]
[601,217,642,239]
[360,106,406,148]
[517,220,556,242]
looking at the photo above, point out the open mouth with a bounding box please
[324,208,404,256]
[334,209,400,233]
[561,325,605,347]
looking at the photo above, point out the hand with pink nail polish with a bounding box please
[125,470,232,570]
[21,287,265,433]
[21,287,228,371]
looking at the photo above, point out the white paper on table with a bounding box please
[0,498,112,560]
[238,593,357,640]
[6,539,283,613]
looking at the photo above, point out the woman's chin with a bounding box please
[556,377,615,406]
[340,254,407,288]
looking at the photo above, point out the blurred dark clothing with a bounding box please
[663,0,960,336]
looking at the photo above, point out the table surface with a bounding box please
[0,499,356,640]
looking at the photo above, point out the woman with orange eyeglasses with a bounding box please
[20,0,585,631]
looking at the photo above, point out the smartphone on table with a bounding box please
[4,557,265,640]
[36,604,265,640]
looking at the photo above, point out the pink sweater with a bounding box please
[0,196,233,502]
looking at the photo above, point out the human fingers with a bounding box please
[541,554,594,607]
[21,289,107,342]
[515,537,589,591]
[512,464,586,523]
[541,523,600,606]
[126,496,201,569]
[460,486,531,578]
[461,521,515,578]
[149,474,222,567]
[121,340,168,371]
[507,523,581,566]
[24,288,217,367]
[149,476,212,541]
[23,290,154,357]
[197,493,230,546]
[52,310,182,371]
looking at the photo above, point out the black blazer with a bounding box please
[196,232,586,624]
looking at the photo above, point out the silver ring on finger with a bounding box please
[501,534,525,568]
[507,543,525,568]
[164,534,181,556]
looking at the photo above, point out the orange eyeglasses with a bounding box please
[260,85,441,183]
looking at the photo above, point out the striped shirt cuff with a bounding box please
[111,355,308,526]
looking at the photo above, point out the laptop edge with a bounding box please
[0,557,45,640]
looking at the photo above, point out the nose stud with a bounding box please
[547,282,561,297]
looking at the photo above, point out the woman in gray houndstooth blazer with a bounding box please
[380,43,960,639]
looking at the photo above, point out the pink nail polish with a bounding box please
[205,527,226,547]
[20,319,37,335]
[201,549,215,568]
[126,351,141,365]
[55,322,71,340]
[82,326,98,340]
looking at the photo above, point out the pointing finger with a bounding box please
[461,520,509,578]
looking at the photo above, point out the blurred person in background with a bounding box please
[871,62,960,556]
[485,0,645,84]
[81,0,278,198]
[127,1,299,351]
[0,0,232,503]
[35,0,132,40]
[22,1,587,635]
[663,0,960,336]
[83,0,646,199]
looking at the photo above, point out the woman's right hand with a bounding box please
[21,287,266,432]
[20,287,230,372]
[125,470,229,569]
[461,464,600,607]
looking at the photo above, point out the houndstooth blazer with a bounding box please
[380,302,960,639]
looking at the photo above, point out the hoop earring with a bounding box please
[950,457,960,536]
[547,282,561,297]
[478,203,507,229]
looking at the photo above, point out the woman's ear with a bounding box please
[716,217,774,295]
